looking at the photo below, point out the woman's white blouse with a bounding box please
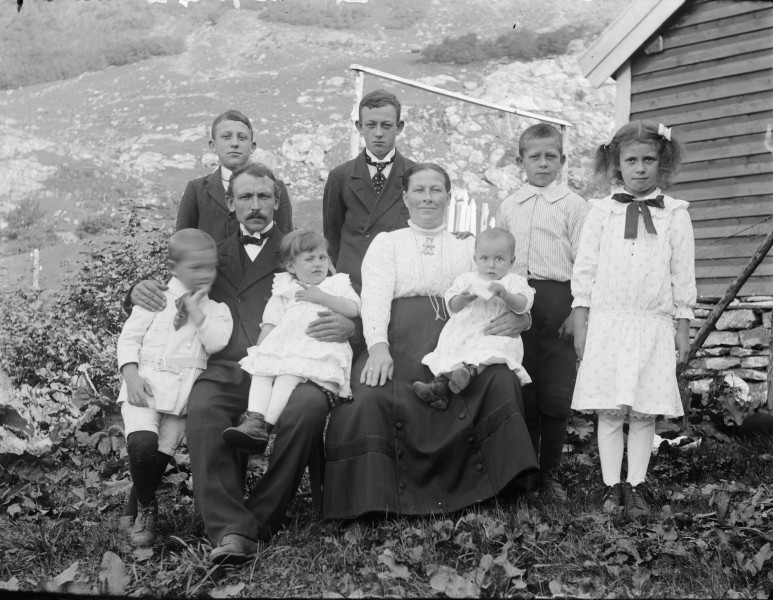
[361,222,476,349]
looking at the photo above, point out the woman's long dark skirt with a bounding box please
[323,296,538,519]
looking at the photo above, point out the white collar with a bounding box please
[167,276,197,298]
[365,147,396,164]
[514,180,570,204]
[240,222,274,238]
[615,186,663,201]
[408,219,446,235]
[220,165,233,181]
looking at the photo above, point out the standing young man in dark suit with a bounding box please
[323,90,415,294]
[130,164,354,564]
[176,110,293,242]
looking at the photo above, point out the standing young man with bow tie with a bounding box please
[323,89,415,295]
[496,123,589,501]
[129,164,355,564]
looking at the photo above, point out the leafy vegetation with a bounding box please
[0,0,198,90]
[421,23,603,64]
[259,0,428,30]
[1,202,56,254]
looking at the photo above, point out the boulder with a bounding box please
[715,309,757,331]
[763,311,772,329]
[731,368,767,382]
[483,164,521,193]
[705,331,740,346]
[741,356,769,369]
[739,326,768,349]
[704,357,741,370]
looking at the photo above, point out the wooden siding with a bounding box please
[629,0,773,299]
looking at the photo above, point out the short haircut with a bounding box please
[211,109,253,140]
[168,228,217,263]
[518,123,563,156]
[226,163,279,201]
[359,89,402,123]
[476,227,515,258]
[279,229,328,270]
[402,163,452,194]
[593,120,683,188]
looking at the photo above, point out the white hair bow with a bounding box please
[657,123,672,141]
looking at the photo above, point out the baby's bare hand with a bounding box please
[296,285,323,303]
[488,282,506,297]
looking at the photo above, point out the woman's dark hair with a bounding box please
[279,229,328,271]
[593,120,683,189]
[402,163,452,194]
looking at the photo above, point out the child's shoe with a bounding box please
[130,500,158,547]
[623,482,651,521]
[447,364,477,395]
[413,376,451,410]
[222,411,270,453]
[601,482,624,513]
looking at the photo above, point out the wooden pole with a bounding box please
[678,226,773,376]
[560,124,570,186]
[767,325,773,410]
[349,70,365,160]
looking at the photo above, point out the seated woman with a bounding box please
[323,163,538,520]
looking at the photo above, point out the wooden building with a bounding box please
[579,0,773,298]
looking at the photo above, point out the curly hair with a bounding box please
[593,120,683,189]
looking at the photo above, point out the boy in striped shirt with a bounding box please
[496,123,588,500]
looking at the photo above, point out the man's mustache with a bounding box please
[247,211,267,219]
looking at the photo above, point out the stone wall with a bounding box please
[684,296,772,409]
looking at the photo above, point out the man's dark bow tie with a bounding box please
[240,231,271,246]
[365,152,395,196]
[612,193,665,239]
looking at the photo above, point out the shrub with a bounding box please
[1,201,56,253]
[260,0,427,30]
[75,213,119,239]
[0,211,170,396]
[421,23,604,65]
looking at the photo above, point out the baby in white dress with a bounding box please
[414,228,534,410]
[223,230,361,452]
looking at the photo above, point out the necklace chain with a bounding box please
[411,229,447,321]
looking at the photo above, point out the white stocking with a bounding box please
[597,412,625,486]
[247,375,274,415]
[626,416,656,486]
[264,375,303,426]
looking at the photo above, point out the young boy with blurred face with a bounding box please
[323,89,415,295]
[176,109,293,242]
[495,123,589,500]
[117,229,232,547]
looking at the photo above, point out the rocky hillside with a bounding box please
[0,0,623,291]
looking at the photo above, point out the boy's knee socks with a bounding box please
[127,431,162,506]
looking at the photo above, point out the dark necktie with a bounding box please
[240,230,271,246]
[612,193,665,239]
[173,295,190,330]
[365,153,395,196]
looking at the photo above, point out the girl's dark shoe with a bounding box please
[602,482,624,513]
[448,364,477,395]
[222,411,270,453]
[412,376,451,410]
[623,482,651,521]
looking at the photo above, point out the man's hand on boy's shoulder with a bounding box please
[131,280,169,312]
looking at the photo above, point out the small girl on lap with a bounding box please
[572,121,696,521]
[414,228,534,410]
[223,230,361,452]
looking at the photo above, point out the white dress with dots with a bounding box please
[239,272,361,397]
[571,190,696,418]
[422,271,535,385]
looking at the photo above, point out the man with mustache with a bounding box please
[129,163,354,564]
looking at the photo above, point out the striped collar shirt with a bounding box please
[496,181,589,281]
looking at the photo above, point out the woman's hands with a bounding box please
[360,342,393,387]
[131,280,168,312]
[675,319,690,367]
[483,311,530,337]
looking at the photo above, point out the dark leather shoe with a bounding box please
[222,411,269,453]
[413,377,450,410]
[209,534,257,565]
